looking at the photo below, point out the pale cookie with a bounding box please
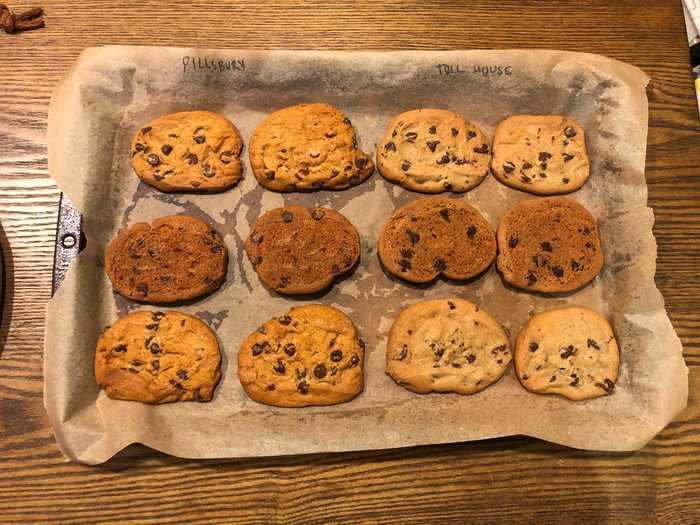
[249,103,374,192]
[131,110,243,192]
[386,298,511,394]
[496,198,603,293]
[376,108,491,193]
[514,306,619,401]
[378,196,496,284]
[95,310,221,404]
[491,115,589,195]
[245,205,360,295]
[238,305,365,407]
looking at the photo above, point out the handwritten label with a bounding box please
[182,56,245,74]
[435,64,513,77]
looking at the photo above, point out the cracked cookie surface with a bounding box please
[386,298,511,394]
[238,304,365,407]
[249,103,374,192]
[131,111,243,192]
[378,196,496,283]
[514,305,619,401]
[491,115,589,195]
[245,205,360,295]
[105,215,228,303]
[376,108,491,193]
[95,310,221,404]
[496,197,603,293]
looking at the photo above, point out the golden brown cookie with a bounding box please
[491,115,589,195]
[238,305,365,407]
[248,103,374,191]
[386,298,511,394]
[131,111,243,192]
[378,196,496,283]
[496,198,603,292]
[105,215,228,303]
[245,205,360,295]
[514,306,619,401]
[376,108,491,193]
[95,310,221,404]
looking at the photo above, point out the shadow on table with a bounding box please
[0,221,14,356]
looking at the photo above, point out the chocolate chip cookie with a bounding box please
[131,111,244,192]
[95,310,221,403]
[249,103,374,192]
[514,305,619,401]
[376,109,491,193]
[496,198,603,292]
[238,304,365,407]
[378,196,496,283]
[245,205,360,295]
[491,115,589,195]
[386,298,511,394]
[105,215,228,303]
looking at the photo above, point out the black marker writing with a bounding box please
[182,56,245,74]
[436,63,513,77]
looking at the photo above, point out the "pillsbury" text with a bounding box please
[182,57,245,74]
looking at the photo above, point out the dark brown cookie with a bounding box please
[496,198,604,292]
[377,196,496,283]
[245,205,360,294]
[105,215,228,303]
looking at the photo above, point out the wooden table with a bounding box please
[1,1,698,523]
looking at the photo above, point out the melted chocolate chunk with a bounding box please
[399,248,414,259]
[278,316,292,325]
[349,355,360,367]
[313,363,327,379]
[447,300,456,310]
[405,131,418,142]
[564,126,577,138]
[433,258,447,272]
[560,345,577,359]
[473,144,489,154]
[384,141,396,152]
[355,157,367,169]
[141,127,152,134]
[538,152,552,162]
[330,350,343,362]
[503,162,515,174]
[401,160,411,172]
[540,242,553,252]
[526,271,537,286]
[194,135,206,144]
[406,229,420,245]
[563,153,574,162]
[571,260,581,271]
[429,126,437,134]
[466,354,476,364]
[399,259,412,272]
[297,380,309,394]
[451,128,459,136]
[113,344,127,353]
[439,208,450,222]
[136,282,149,296]
[177,369,188,380]
[146,154,160,166]
[562,177,570,184]
[283,343,296,357]
[252,343,265,356]
[427,140,440,152]
[551,265,564,278]
[509,237,518,248]
[529,342,539,352]
[149,342,161,355]
[187,153,198,165]
[436,153,451,165]
[161,145,173,155]
[467,130,477,139]
[467,225,477,238]
[273,360,286,374]
[587,338,600,350]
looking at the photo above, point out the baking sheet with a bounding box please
[45,47,688,465]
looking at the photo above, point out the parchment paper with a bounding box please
[45,47,688,465]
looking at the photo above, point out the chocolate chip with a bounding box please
[273,360,286,374]
[439,208,450,222]
[309,151,320,158]
[219,151,233,164]
[297,381,309,394]
[587,338,600,350]
[251,343,265,356]
[539,163,548,171]
[405,131,418,142]
[467,130,476,140]
[447,301,456,310]
[551,266,564,278]
[509,237,518,248]
[399,259,412,272]
[175,369,188,380]
[113,344,127,353]
[398,345,408,360]
[569,374,580,387]
[149,342,161,355]
[399,248,414,259]
[563,153,574,162]
[526,271,537,286]
[433,258,447,271]
[187,154,198,165]
[278,316,292,325]
[325,130,337,138]
[560,345,577,359]
[266,384,276,391]
[571,260,581,271]
[136,283,149,296]
[564,126,577,138]
[141,127,152,134]
[154,174,165,181]
[522,161,533,170]
[549,376,557,383]
[503,162,516,174]
[429,126,437,134]
[384,141,396,152]
[194,135,206,144]
[436,153,451,165]
[562,178,570,184]
[331,265,341,275]
[133,143,145,154]
[330,350,343,362]
[161,144,173,156]
[355,157,367,169]
[538,152,552,162]
[151,359,160,370]
[427,140,440,152]
[278,277,290,288]
[401,160,411,171]
[313,363,327,379]
[343,117,352,126]
[264,170,275,181]
[311,208,325,220]
[443,183,454,192]
[473,144,489,154]
[540,242,553,252]
[451,128,459,136]
[284,343,296,357]
[191,181,201,187]
[529,342,539,352]
[146,154,160,167]
[282,211,293,223]
[467,225,477,238]
[349,355,360,367]
[145,323,158,330]
[406,230,420,244]
[466,354,476,364]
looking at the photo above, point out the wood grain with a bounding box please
[1,0,699,523]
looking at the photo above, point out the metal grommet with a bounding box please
[61,233,77,249]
